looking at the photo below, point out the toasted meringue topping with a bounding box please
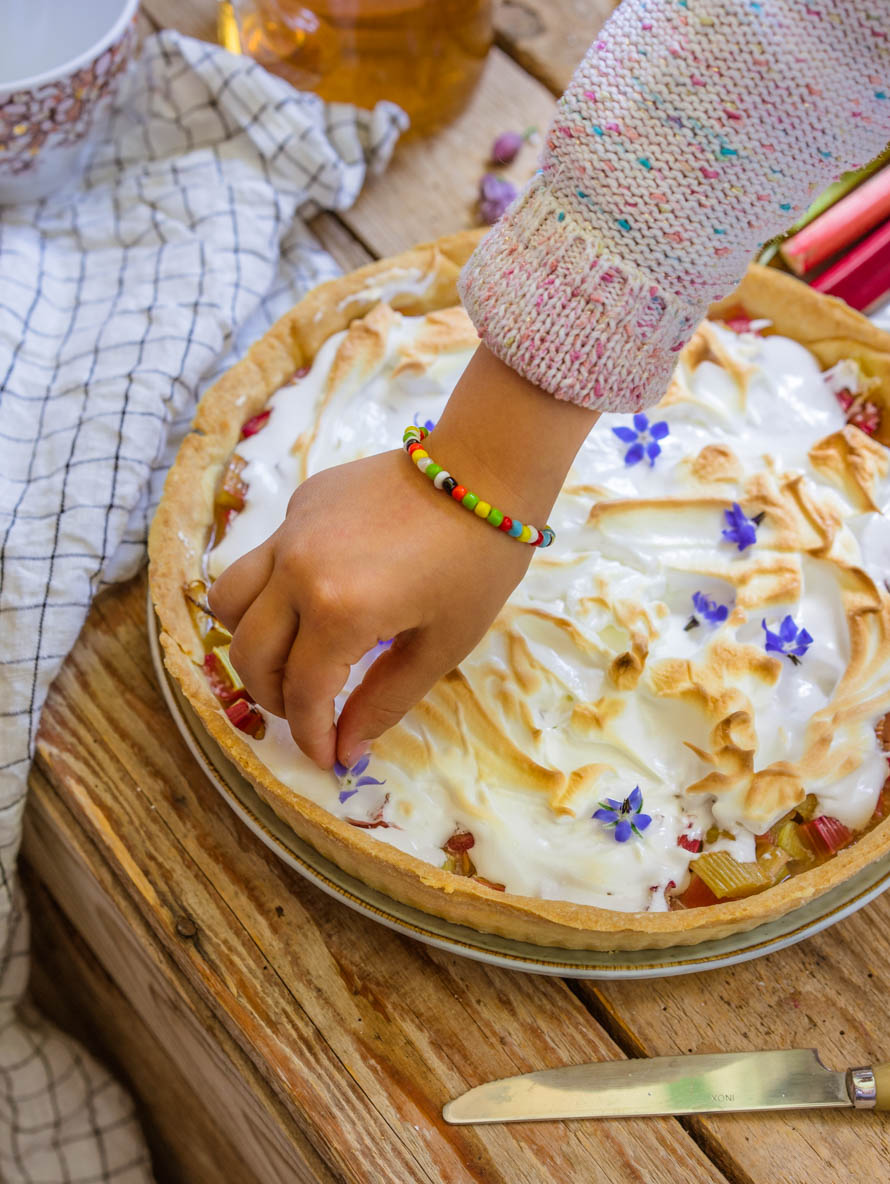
[208,308,890,912]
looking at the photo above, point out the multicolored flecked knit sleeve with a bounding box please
[458,0,890,413]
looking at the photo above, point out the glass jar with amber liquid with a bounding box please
[220,0,493,138]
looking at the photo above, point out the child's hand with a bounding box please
[209,446,533,769]
[208,344,598,769]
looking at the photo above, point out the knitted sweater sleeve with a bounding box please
[458,0,890,414]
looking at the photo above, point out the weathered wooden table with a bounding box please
[23,3,890,1181]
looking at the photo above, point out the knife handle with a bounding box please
[875,1062,890,1110]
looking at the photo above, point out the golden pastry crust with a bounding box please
[149,237,890,951]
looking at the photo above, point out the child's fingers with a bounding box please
[334,629,450,768]
[282,612,375,769]
[208,542,274,631]
[227,586,299,717]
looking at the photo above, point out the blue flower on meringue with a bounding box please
[721,502,759,551]
[692,591,729,624]
[612,413,670,467]
[593,787,652,842]
[762,615,813,665]
[333,753,386,803]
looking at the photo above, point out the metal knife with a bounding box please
[443,1049,890,1123]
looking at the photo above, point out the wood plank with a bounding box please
[341,46,554,257]
[34,573,730,1184]
[23,769,333,1184]
[309,211,376,271]
[494,0,619,95]
[23,862,260,1184]
[141,0,217,41]
[575,905,890,1184]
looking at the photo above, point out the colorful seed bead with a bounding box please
[400,426,554,549]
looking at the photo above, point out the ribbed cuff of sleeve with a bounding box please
[458,180,703,414]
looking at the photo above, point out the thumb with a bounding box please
[335,629,451,767]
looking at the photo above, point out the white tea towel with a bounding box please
[0,29,406,1182]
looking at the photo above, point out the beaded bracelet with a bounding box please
[402,425,555,547]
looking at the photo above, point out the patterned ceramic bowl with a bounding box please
[0,0,139,204]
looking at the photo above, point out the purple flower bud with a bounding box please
[479,173,518,225]
[490,130,523,164]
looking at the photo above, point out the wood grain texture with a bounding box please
[23,769,333,1184]
[341,47,554,258]
[578,912,890,1184]
[141,0,217,40]
[23,864,259,1184]
[495,0,619,94]
[33,574,727,1184]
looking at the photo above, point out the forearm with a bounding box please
[425,344,599,526]
[460,0,890,413]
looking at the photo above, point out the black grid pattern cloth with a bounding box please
[0,30,405,1182]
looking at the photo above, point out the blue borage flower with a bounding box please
[413,413,436,433]
[333,753,386,803]
[686,590,730,631]
[762,615,813,665]
[721,502,764,551]
[612,412,669,467]
[593,786,652,842]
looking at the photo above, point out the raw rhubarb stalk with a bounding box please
[809,219,890,312]
[780,167,890,275]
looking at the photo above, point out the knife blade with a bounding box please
[443,1049,888,1124]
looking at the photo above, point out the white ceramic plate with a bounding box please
[149,594,890,978]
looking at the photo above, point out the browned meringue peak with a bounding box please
[323,301,396,397]
[388,668,570,802]
[667,553,801,612]
[683,443,744,486]
[809,425,890,513]
[660,321,757,409]
[391,306,480,378]
[684,711,807,828]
